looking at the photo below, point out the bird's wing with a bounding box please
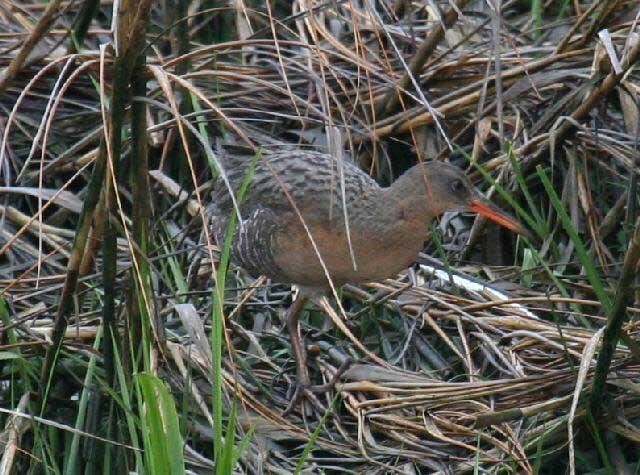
[212,149,379,220]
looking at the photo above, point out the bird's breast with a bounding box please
[270,214,427,288]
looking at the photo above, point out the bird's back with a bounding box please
[212,148,379,219]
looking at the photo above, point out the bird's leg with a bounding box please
[286,294,311,387]
[283,294,353,415]
[283,294,323,415]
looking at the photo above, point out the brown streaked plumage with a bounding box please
[211,149,530,411]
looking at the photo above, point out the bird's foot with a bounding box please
[282,357,352,416]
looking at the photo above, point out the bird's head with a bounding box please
[398,160,532,240]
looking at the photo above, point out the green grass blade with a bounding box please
[64,327,103,475]
[232,425,255,471]
[212,149,261,463]
[135,373,185,475]
[537,166,612,313]
[111,342,143,470]
[531,0,542,34]
[294,394,340,475]
[218,399,238,475]
[506,145,546,228]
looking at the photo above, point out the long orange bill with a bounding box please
[469,198,534,241]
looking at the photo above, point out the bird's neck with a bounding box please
[375,167,434,242]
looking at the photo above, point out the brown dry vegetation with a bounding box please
[0,0,640,473]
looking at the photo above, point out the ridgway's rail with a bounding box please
[211,149,530,411]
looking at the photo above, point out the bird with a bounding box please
[210,148,530,409]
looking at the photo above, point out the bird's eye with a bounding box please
[450,179,464,193]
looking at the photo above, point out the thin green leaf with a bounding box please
[294,393,340,474]
[135,372,185,475]
[537,166,612,313]
[212,149,261,462]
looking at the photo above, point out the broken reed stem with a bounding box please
[355,49,587,144]
[39,1,155,408]
[589,220,640,416]
[590,134,640,414]
[553,0,603,55]
[39,142,107,405]
[521,31,640,174]
[127,51,155,370]
[361,27,638,156]
[0,0,64,95]
[374,0,471,119]
[104,0,156,379]
[70,0,101,51]
[569,0,623,53]
[101,52,128,392]
[474,395,573,428]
